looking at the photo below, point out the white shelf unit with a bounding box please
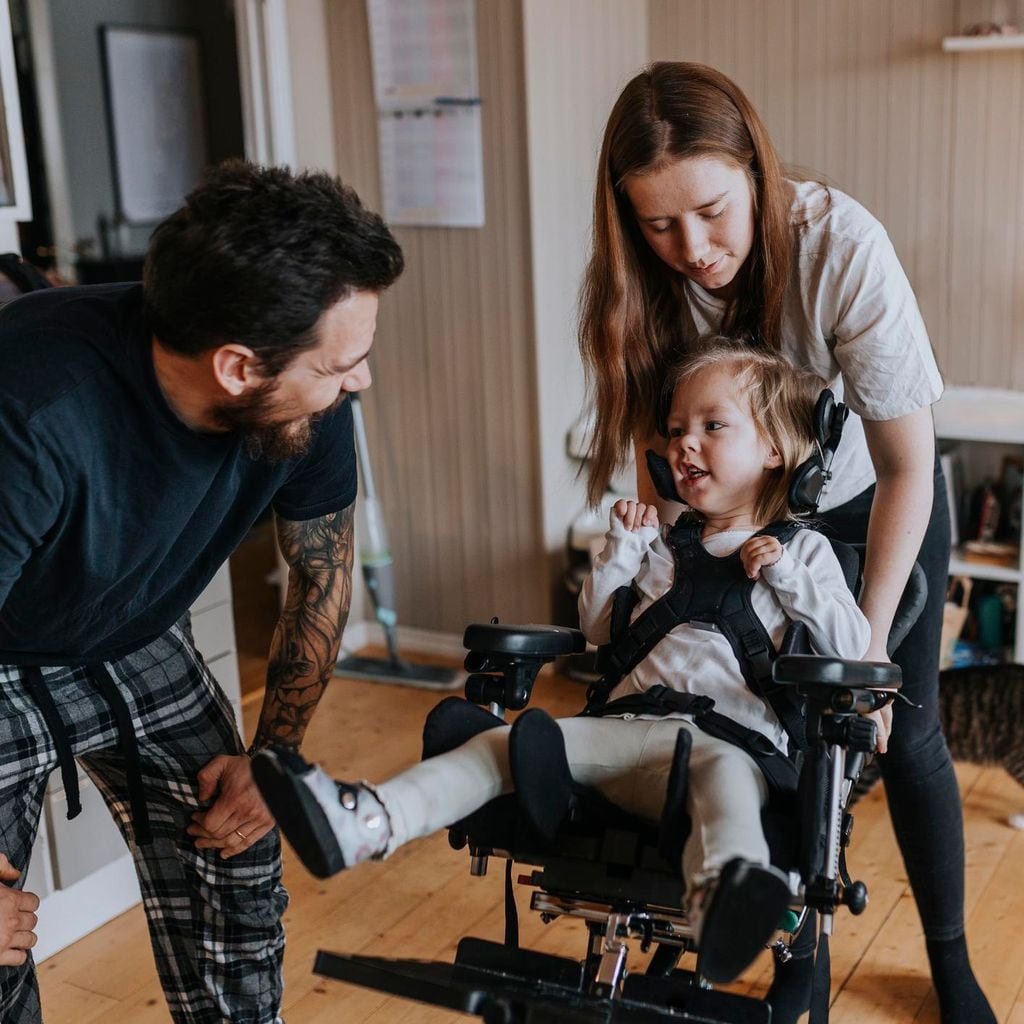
[933,386,1024,664]
[942,34,1024,51]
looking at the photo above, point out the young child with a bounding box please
[253,340,870,983]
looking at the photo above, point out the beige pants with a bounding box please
[375,715,770,892]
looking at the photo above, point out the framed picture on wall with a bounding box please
[0,0,32,221]
[100,26,209,224]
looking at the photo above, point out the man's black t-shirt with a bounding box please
[0,284,358,664]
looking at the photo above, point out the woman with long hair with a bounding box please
[579,62,992,1024]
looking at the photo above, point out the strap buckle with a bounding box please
[745,732,780,757]
[689,619,722,634]
[686,694,716,715]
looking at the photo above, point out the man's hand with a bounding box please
[187,754,275,858]
[0,853,39,967]
[740,535,783,580]
[612,499,659,532]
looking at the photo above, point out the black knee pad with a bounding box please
[658,726,692,864]
[422,696,504,760]
[508,708,573,842]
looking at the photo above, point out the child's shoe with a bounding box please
[251,747,390,878]
[690,858,792,983]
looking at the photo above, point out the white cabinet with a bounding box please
[190,562,244,730]
[933,386,1024,665]
[31,562,242,961]
[22,815,52,902]
[45,775,128,890]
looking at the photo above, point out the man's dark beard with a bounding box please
[211,382,346,463]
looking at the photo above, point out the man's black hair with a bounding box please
[143,161,404,374]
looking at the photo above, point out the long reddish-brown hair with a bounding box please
[579,62,795,505]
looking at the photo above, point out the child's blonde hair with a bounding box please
[667,338,825,524]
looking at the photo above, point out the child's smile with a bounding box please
[678,461,709,489]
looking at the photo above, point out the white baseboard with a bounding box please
[341,620,466,661]
[35,853,141,962]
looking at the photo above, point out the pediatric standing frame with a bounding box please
[309,393,928,1023]
[312,567,924,1023]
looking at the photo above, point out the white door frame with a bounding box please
[233,0,297,166]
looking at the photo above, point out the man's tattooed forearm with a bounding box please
[253,505,354,750]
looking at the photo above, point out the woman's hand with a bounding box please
[740,535,783,580]
[867,703,894,754]
[863,639,895,753]
[613,499,659,532]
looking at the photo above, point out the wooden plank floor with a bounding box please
[36,663,1024,1023]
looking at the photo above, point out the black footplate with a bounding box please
[314,937,770,1023]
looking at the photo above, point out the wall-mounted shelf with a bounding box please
[942,34,1024,52]
[948,554,1023,585]
[933,386,1024,445]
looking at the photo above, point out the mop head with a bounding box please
[335,653,465,691]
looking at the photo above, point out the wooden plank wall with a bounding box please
[521,0,649,620]
[322,0,1022,632]
[647,0,1024,391]
[324,1,547,631]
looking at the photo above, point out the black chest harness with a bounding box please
[584,516,808,793]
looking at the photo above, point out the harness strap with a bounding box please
[609,585,639,646]
[585,686,801,794]
[588,519,700,704]
[809,930,831,1022]
[589,517,808,752]
[504,858,519,949]
[599,604,679,687]
[89,663,154,846]
[22,666,82,820]
[838,845,853,889]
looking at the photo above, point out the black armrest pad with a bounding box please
[773,654,902,689]
[462,623,585,658]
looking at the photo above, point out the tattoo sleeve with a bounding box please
[250,504,354,751]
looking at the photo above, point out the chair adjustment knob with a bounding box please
[464,673,508,707]
[841,880,869,915]
[819,713,877,752]
[844,716,878,754]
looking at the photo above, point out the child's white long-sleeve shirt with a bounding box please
[578,515,872,752]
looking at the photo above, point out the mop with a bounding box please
[334,394,464,690]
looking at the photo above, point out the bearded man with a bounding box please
[0,160,403,1024]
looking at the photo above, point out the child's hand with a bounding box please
[740,535,783,580]
[612,499,659,532]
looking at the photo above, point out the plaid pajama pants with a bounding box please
[0,618,288,1023]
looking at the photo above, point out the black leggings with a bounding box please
[818,456,963,941]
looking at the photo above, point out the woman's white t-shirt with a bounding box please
[683,180,943,511]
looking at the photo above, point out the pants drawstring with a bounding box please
[21,665,82,819]
[21,663,153,845]
[89,662,153,845]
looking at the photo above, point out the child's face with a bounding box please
[666,366,782,525]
